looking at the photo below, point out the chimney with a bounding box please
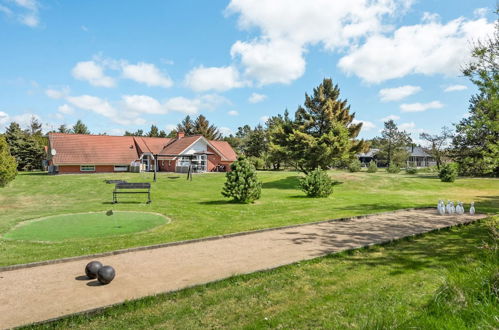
[177,131,185,139]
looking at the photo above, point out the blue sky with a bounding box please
[0,0,496,143]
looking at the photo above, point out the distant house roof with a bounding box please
[48,133,237,165]
[358,148,379,158]
[357,146,431,158]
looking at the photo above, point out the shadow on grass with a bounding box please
[19,172,48,176]
[262,176,301,190]
[102,201,146,205]
[198,199,237,205]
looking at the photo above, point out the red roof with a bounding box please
[209,140,237,161]
[48,133,237,165]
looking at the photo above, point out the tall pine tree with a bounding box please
[72,120,90,134]
[272,78,368,173]
[193,115,221,140]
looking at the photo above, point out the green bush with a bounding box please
[299,168,333,198]
[405,167,418,174]
[221,157,262,203]
[367,160,378,173]
[248,156,265,170]
[0,136,17,187]
[348,159,362,172]
[386,163,400,174]
[439,163,458,182]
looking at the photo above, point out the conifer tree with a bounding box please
[272,78,368,173]
[177,116,195,136]
[221,157,262,203]
[72,120,90,134]
[147,125,159,137]
[0,135,17,186]
[193,114,221,140]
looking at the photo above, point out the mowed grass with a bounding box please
[3,211,168,241]
[24,218,499,329]
[0,170,497,266]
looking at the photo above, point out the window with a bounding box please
[80,165,95,172]
[114,166,128,172]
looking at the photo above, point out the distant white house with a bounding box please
[358,146,436,167]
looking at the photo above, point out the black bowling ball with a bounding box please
[97,265,116,284]
[85,261,103,279]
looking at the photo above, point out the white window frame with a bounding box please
[114,165,128,172]
[80,165,95,172]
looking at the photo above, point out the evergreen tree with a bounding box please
[4,122,44,170]
[158,130,167,138]
[267,111,292,170]
[147,125,159,137]
[0,135,17,187]
[177,115,195,136]
[166,129,178,138]
[376,120,412,167]
[29,116,42,136]
[58,124,70,133]
[193,114,221,140]
[245,125,267,158]
[272,78,368,173]
[452,9,498,176]
[221,157,262,203]
[72,120,90,134]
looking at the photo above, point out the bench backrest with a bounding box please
[115,182,150,189]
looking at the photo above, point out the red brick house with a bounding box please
[46,132,237,174]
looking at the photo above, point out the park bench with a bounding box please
[113,182,151,204]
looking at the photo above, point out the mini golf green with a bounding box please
[4,211,169,242]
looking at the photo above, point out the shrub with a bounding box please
[299,168,333,198]
[386,163,400,174]
[0,136,17,187]
[221,157,262,203]
[367,160,378,173]
[248,156,265,170]
[439,163,458,182]
[405,167,418,174]
[348,159,362,172]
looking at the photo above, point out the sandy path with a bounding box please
[0,209,486,329]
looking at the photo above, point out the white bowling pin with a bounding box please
[470,202,475,215]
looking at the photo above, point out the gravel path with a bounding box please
[0,209,486,329]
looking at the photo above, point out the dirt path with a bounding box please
[0,209,486,329]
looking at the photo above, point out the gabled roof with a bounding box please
[48,133,139,165]
[48,133,237,165]
[209,140,237,162]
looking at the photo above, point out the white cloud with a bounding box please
[57,104,74,115]
[122,95,166,115]
[45,87,69,99]
[399,122,415,130]
[163,94,229,115]
[72,61,115,87]
[379,85,421,102]
[352,119,375,131]
[474,8,488,18]
[226,0,412,85]
[67,95,144,126]
[228,110,239,116]
[260,115,269,123]
[122,62,173,88]
[0,111,10,127]
[400,101,443,112]
[219,127,233,137]
[444,84,467,92]
[0,5,13,15]
[5,0,40,27]
[165,124,177,133]
[339,16,495,83]
[12,113,41,129]
[380,114,400,121]
[185,66,245,92]
[399,122,425,136]
[248,92,267,103]
[231,39,305,85]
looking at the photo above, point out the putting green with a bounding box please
[4,211,169,242]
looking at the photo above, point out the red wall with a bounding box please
[58,165,116,173]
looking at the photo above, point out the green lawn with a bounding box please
[3,211,168,241]
[24,218,499,329]
[0,170,497,266]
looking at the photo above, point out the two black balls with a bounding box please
[84,261,115,284]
